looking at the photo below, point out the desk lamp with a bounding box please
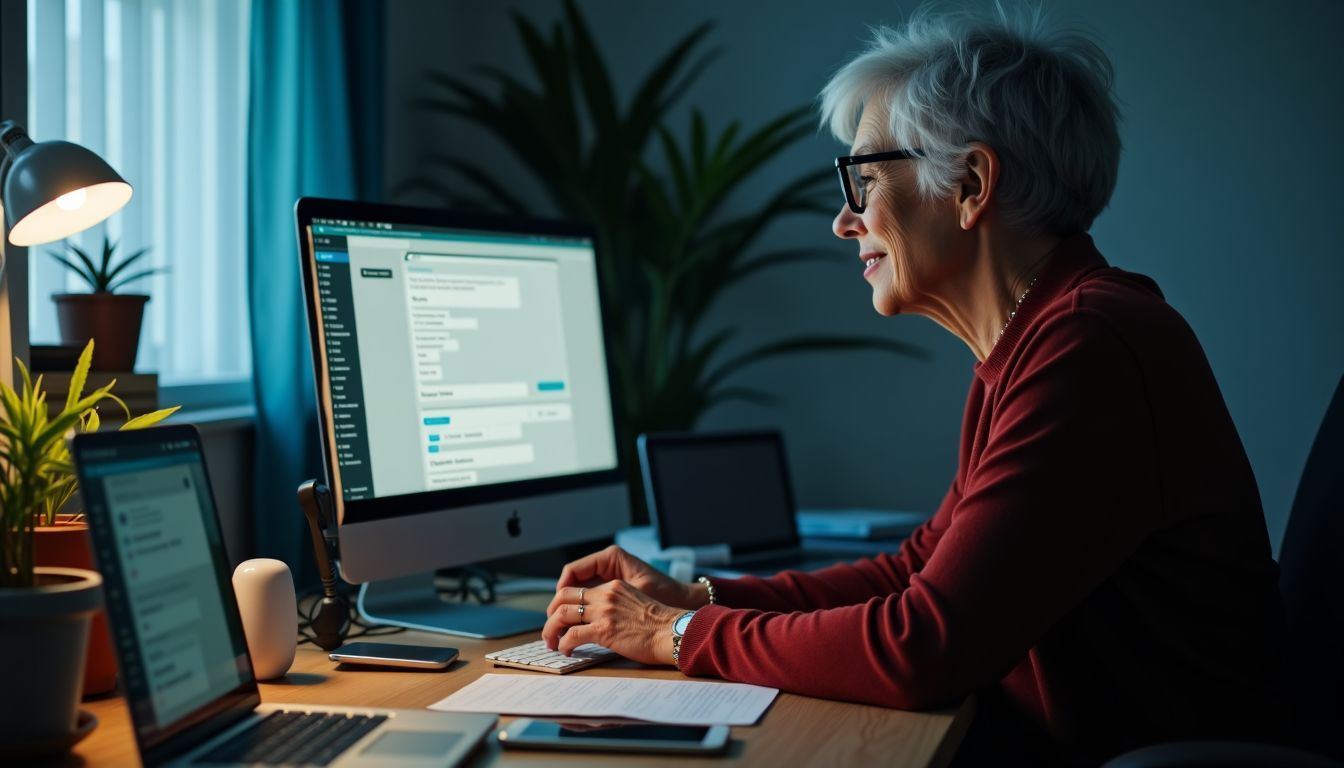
[0,121,132,246]
[0,121,133,384]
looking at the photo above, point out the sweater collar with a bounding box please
[975,232,1109,384]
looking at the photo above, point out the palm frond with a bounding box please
[100,246,152,286]
[66,242,100,282]
[49,238,156,294]
[47,253,100,292]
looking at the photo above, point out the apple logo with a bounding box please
[507,510,521,538]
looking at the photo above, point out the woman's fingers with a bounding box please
[543,581,613,651]
[541,600,581,649]
[555,545,636,591]
[555,550,608,591]
[557,623,596,655]
[545,586,588,617]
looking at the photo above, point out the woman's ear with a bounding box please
[957,142,999,230]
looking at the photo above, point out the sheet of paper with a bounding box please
[429,674,778,726]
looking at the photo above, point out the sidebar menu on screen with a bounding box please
[313,233,375,499]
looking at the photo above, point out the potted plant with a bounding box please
[0,340,177,750]
[399,1,926,519]
[49,236,163,372]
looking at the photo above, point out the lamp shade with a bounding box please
[0,122,132,247]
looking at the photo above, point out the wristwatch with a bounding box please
[671,610,696,667]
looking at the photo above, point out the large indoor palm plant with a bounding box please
[400,1,924,514]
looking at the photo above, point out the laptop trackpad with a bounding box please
[362,730,463,757]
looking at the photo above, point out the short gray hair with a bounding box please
[819,7,1121,235]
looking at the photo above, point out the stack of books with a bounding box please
[40,371,158,425]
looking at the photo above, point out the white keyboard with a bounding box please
[484,639,619,674]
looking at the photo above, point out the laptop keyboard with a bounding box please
[485,639,618,673]
[196,710,387,766]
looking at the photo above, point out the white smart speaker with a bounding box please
[231,558,297,680]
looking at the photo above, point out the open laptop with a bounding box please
[637,430,858,576]
[71,425,496,767]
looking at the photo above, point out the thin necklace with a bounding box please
[996,276,1039,343]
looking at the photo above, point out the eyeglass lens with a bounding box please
[846,164,866,212]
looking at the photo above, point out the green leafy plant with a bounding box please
[0,340,179,588]
[48,235,162,293]
[398,1,925,512]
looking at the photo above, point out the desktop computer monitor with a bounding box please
[295,197,629,638]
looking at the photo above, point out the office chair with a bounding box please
[1103,373,1344,768]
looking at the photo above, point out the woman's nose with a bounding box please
[833,205,865,239]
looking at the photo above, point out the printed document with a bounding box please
[429,674,778,726]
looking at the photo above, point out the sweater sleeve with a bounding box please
[679,314,1162,709]
[712,481,961,613]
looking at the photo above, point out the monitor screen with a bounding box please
[296,198,629,586]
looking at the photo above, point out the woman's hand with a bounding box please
[552,545,704,610]
[541,580,684,665]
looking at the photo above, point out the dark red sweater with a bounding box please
[678,234,1287,764]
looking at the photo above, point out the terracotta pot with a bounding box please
[52,293,149,371]
[33,519,119,696]
[0,567,102,747]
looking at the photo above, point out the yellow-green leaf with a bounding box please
[64,340,95,412]
[120,406,180,431]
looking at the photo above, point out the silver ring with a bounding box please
[578,587,586,606]
[576,604,586,622]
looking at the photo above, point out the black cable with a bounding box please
[436,565,498,605]
[294,582,408,646]
[292,565,506,647]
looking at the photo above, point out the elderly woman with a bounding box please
[541,9,1286,764]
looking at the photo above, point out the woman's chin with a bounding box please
[872,293,902,317]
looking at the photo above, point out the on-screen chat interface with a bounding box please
[308,220,618,502]
[80,440,251,734]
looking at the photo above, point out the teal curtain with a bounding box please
[247,0,383,580]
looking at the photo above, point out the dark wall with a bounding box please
[384,0,1344,555]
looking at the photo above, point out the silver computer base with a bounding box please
[356,572,545,639]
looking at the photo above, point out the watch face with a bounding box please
[673,611,695,636]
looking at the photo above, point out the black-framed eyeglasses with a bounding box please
[835,149,924,214]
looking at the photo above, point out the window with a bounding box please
[26,0,251,396]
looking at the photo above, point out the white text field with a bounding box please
[419,382,529,402]
[407,273,520,309]
[426,443,535,473]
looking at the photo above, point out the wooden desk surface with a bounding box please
[72,604,973,767]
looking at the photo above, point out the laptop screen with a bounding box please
[639,431,801,552]
[75,427,256,747]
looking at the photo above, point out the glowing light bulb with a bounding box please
[56,188,87,210]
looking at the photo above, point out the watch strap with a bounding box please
[671,610,696,667]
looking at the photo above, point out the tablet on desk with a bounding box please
[637,430,876,574]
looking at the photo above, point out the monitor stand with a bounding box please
[356,572,545,639]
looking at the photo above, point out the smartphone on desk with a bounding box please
[498,719,730,754]
[328,641,459,669]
